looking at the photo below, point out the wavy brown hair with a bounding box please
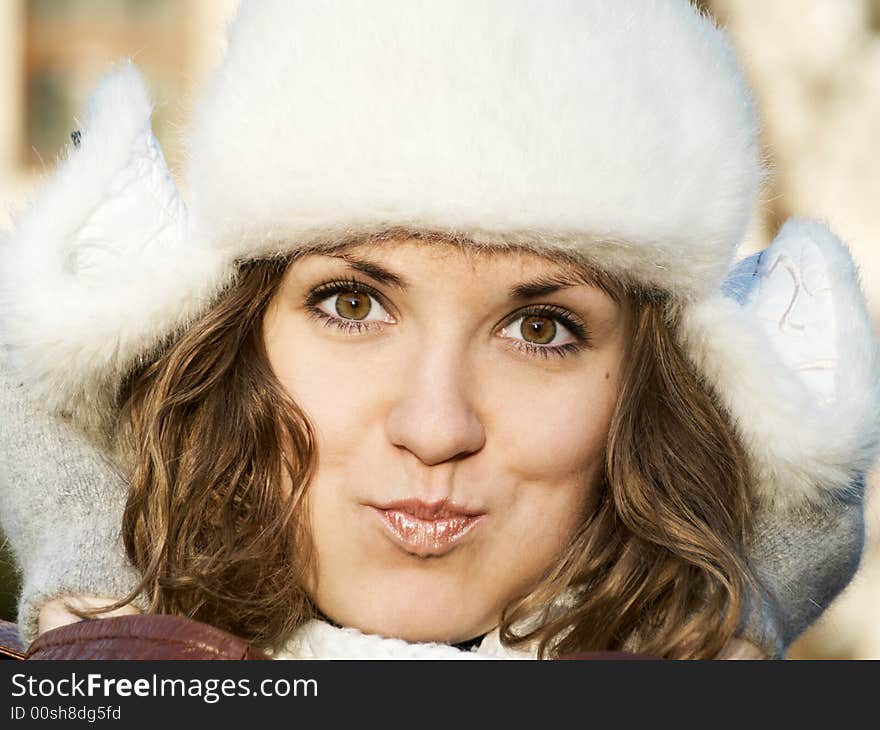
[500,293,757,659]
[108,250,757,657]
[112,257,320,649]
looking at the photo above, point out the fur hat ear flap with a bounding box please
[680,219,880,510]
[0,62,232,443]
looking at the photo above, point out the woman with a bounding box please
[0,0,876,659]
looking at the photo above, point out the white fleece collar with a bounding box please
[271,620,537,660]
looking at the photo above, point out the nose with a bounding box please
[384,345,486,466]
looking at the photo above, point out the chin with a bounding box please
[318,582,499,644]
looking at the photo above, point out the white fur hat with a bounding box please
[1,0,878,509]
[186,0,760,300]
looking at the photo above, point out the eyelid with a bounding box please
[305,276,386,304]
[499,304,589,343]
[306,277,396,315]
[304,277,396,336]
[496,305,591,360]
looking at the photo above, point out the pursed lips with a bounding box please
[367,498,486,557]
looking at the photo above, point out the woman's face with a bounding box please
[262,238,630,643]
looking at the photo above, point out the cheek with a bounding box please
[485,363,618,486]
[265,329,392,457]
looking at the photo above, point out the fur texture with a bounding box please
[273,618,534,660]
[0,63,233,443]
[1,2,877,511]
[186,0,762,300]
[680,219,880,508]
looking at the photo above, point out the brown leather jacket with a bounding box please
[0,615,650,660]
[0,615,269,660]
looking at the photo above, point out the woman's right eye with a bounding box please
[305,280,396,333]
[319,289,390,322]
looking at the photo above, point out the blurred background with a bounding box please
[0,0,878,658]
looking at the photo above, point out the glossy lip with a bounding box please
[368,499,486,557]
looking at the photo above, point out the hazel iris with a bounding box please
[336,291,371,320]
[521,315,555,344]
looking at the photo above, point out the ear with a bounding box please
[0,62,230,441]
[680,219,880,509]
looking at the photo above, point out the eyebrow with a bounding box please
[329,253,411,290]
[507,273,595,300]
[321,252,606,301]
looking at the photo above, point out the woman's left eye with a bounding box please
[498,308,589,359]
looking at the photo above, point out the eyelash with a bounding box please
[304,278,391,335]
[504,304,590,359]
[304,277,591,358]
